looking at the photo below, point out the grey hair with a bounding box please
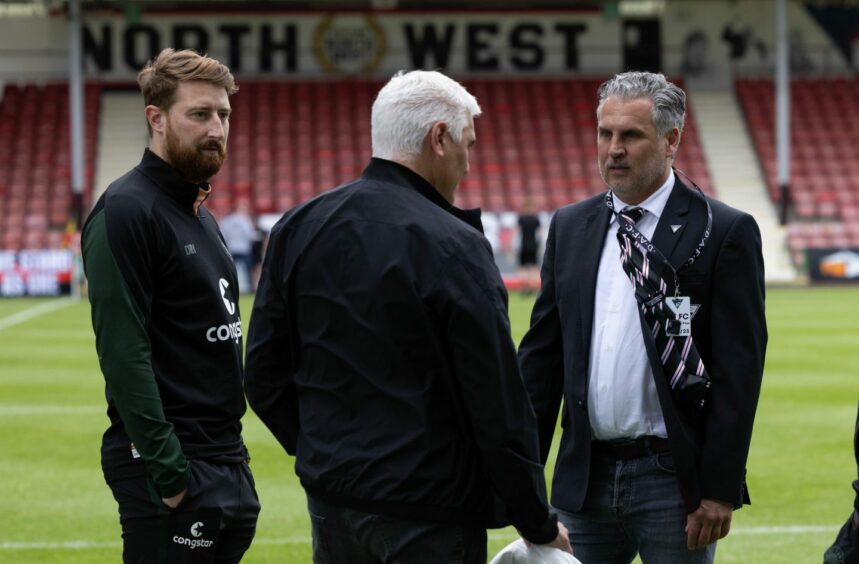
[371,70,481,160]
[596,71,686,137]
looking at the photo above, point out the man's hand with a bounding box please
[686,498,733,550]
[542,522,573,555]
[161,489,187,509]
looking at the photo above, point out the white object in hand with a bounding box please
[490,539,583,564]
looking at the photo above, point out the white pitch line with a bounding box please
[729,524,838,535]
[0,538,310,550]
[0,298,75,331]
[0,541,119,550]
[0,526,841,550]
[0,405,103,416]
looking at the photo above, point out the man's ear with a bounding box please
[144,105,166,135]
[666,126,681,158]
[428,121,448,157]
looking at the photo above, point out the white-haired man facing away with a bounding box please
[245,70,572,562]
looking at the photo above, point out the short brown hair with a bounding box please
[137,48,238,111]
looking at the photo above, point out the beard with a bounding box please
[165,123,226,183]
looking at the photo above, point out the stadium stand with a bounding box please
[0,82,100,250]
[209,78,713,217]
[737,78,859,255]
[1,78,711,250]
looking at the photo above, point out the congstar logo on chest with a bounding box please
[206,278,242,344]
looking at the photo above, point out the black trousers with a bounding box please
[107,459,260,564]
[306,494,487,564]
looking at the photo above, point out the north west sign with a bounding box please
[80,11,617,77]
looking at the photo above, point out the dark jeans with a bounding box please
[230,253,254,293]
[107,459,260,564]
[554,451,715,564]
[306,494,487,564]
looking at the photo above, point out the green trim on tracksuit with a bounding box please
[84,208,190,497]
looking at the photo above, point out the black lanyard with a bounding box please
[605,169,713,297]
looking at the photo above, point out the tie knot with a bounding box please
[620,207,645,225]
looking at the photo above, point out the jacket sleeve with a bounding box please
[518,212,565,463]
[699,212,767,505]
[854,403,859,513]
[244,225,300,454]
[82,201,189,497]
[434,239,558,545]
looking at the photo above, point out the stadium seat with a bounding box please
[0,82,101,251]
[737,77,859,253]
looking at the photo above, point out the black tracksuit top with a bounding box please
[82,149,246,498]
[245,158,557,544]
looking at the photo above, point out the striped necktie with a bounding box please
[616,207,711,425]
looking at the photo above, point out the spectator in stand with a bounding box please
[220,198,258,293]
[517,197,541,294]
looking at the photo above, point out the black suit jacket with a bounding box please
[519,178,767,513]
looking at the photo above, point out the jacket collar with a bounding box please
[361,158,484,233]
[135,148,211,213]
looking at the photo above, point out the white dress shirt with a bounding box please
[587,171,675,440]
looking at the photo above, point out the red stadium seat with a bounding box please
[737,77,859,252]
[0,81,102,249]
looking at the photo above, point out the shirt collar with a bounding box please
[611,169,675,223]
[361,158,484,233]
[136,148,211,214]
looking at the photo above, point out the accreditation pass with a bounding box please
[665,296,692,337]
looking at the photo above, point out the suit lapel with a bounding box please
[578,197,612,363]
[651,178,697,277]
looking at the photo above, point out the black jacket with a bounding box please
[245,158,557,543]
[83,149,247,497]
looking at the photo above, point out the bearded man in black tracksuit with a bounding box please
[83,49,259,563]
[245,70,573,562]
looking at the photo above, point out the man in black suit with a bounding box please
[519,71,767,563]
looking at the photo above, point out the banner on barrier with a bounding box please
[807,248,859,282]
[0,250,74,297]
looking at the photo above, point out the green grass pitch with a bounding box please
[0,287,856,562]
